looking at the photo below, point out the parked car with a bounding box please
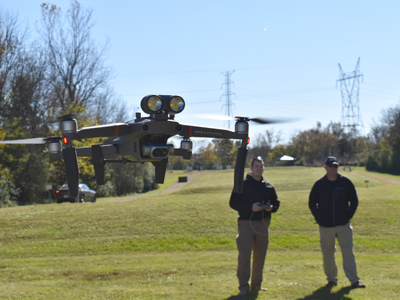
[56,183,96,203]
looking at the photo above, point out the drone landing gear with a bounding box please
[152,159,168,184]
[233,138,249,194]
[63,147,79,198]
[91,145,105,185]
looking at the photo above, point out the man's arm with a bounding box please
[347,180,359,220]
[308,182,319,222]
[270,187,280,213]
[229,187,252,213]
[229,191,242,211]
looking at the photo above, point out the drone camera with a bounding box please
[152,148,169,158]
[142,144,174,159]
[141,95,185,115]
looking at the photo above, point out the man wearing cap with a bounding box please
[308,156,365,289]
[230,156,280,295]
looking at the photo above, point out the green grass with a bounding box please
[0,167,399,299]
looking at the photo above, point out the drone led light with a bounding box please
[141,95,163,114]
[147,95,162,112]
[169,96,185,113]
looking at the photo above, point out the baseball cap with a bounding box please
[325,156,339,166]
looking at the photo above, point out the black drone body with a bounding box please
[0,94,275,199]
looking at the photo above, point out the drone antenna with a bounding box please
[220,70,236,130]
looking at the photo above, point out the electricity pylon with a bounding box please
[336,58,364,134]
[221,70,236,129]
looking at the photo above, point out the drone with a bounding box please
[0,94,281,198]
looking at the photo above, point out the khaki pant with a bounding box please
[236,219,270,292]
[319,223,360,284]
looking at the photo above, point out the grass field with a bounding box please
[0,167,399,299]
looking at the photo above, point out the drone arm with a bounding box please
[179,124,244,139]
[172,148,192,160]
[74,144,118,157]
[77,123,130,139]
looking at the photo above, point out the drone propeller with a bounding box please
[0,136,61,145]
[187,114,295,125]
[238,117,286,125]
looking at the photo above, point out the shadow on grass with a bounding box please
[225,290,261,300]
[224,286,353,300]
[297,285,353,300]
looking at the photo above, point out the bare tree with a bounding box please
[39,1,113,117]
[0,9,26,122]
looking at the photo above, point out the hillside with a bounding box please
[0,167,398,299]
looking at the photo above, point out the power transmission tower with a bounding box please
[220,70,236,129]
[336,58,364,134]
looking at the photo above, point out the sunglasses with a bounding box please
[328,164,338,168]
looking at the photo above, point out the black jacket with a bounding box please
[230,173,280,221]
[309,173,358,228]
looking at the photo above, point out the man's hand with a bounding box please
[264,205,273,212]
[252,202,273,212]
[252,202,263,212]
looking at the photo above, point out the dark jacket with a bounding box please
[309,173,358,228]
[230,173,280,221]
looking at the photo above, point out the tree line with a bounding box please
[1,2,399,206]
[0,2,156,206]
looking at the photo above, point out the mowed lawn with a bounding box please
[0,167,399,299]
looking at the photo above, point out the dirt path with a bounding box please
[352,169,400,185]
[107,172,201,202]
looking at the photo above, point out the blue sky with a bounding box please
[3,1,400,146]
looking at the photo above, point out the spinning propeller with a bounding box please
[0,137,62,144]
[190,114,296,125]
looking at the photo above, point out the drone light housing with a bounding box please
[180,139,192,150]
[141,95,163,114]
[168,96,185,114]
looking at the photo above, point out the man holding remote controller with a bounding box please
[229,156,280,296]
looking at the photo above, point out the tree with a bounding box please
[0,8,26,121]
[0,9,53,205]
[366,104,400,174]
[213,139,236,167]
[39,2,141,197]
[0,3,139,204]
[108,163,156,196]
[39,1,114,118]
[248,130,281,165]
[192,143,217,169]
